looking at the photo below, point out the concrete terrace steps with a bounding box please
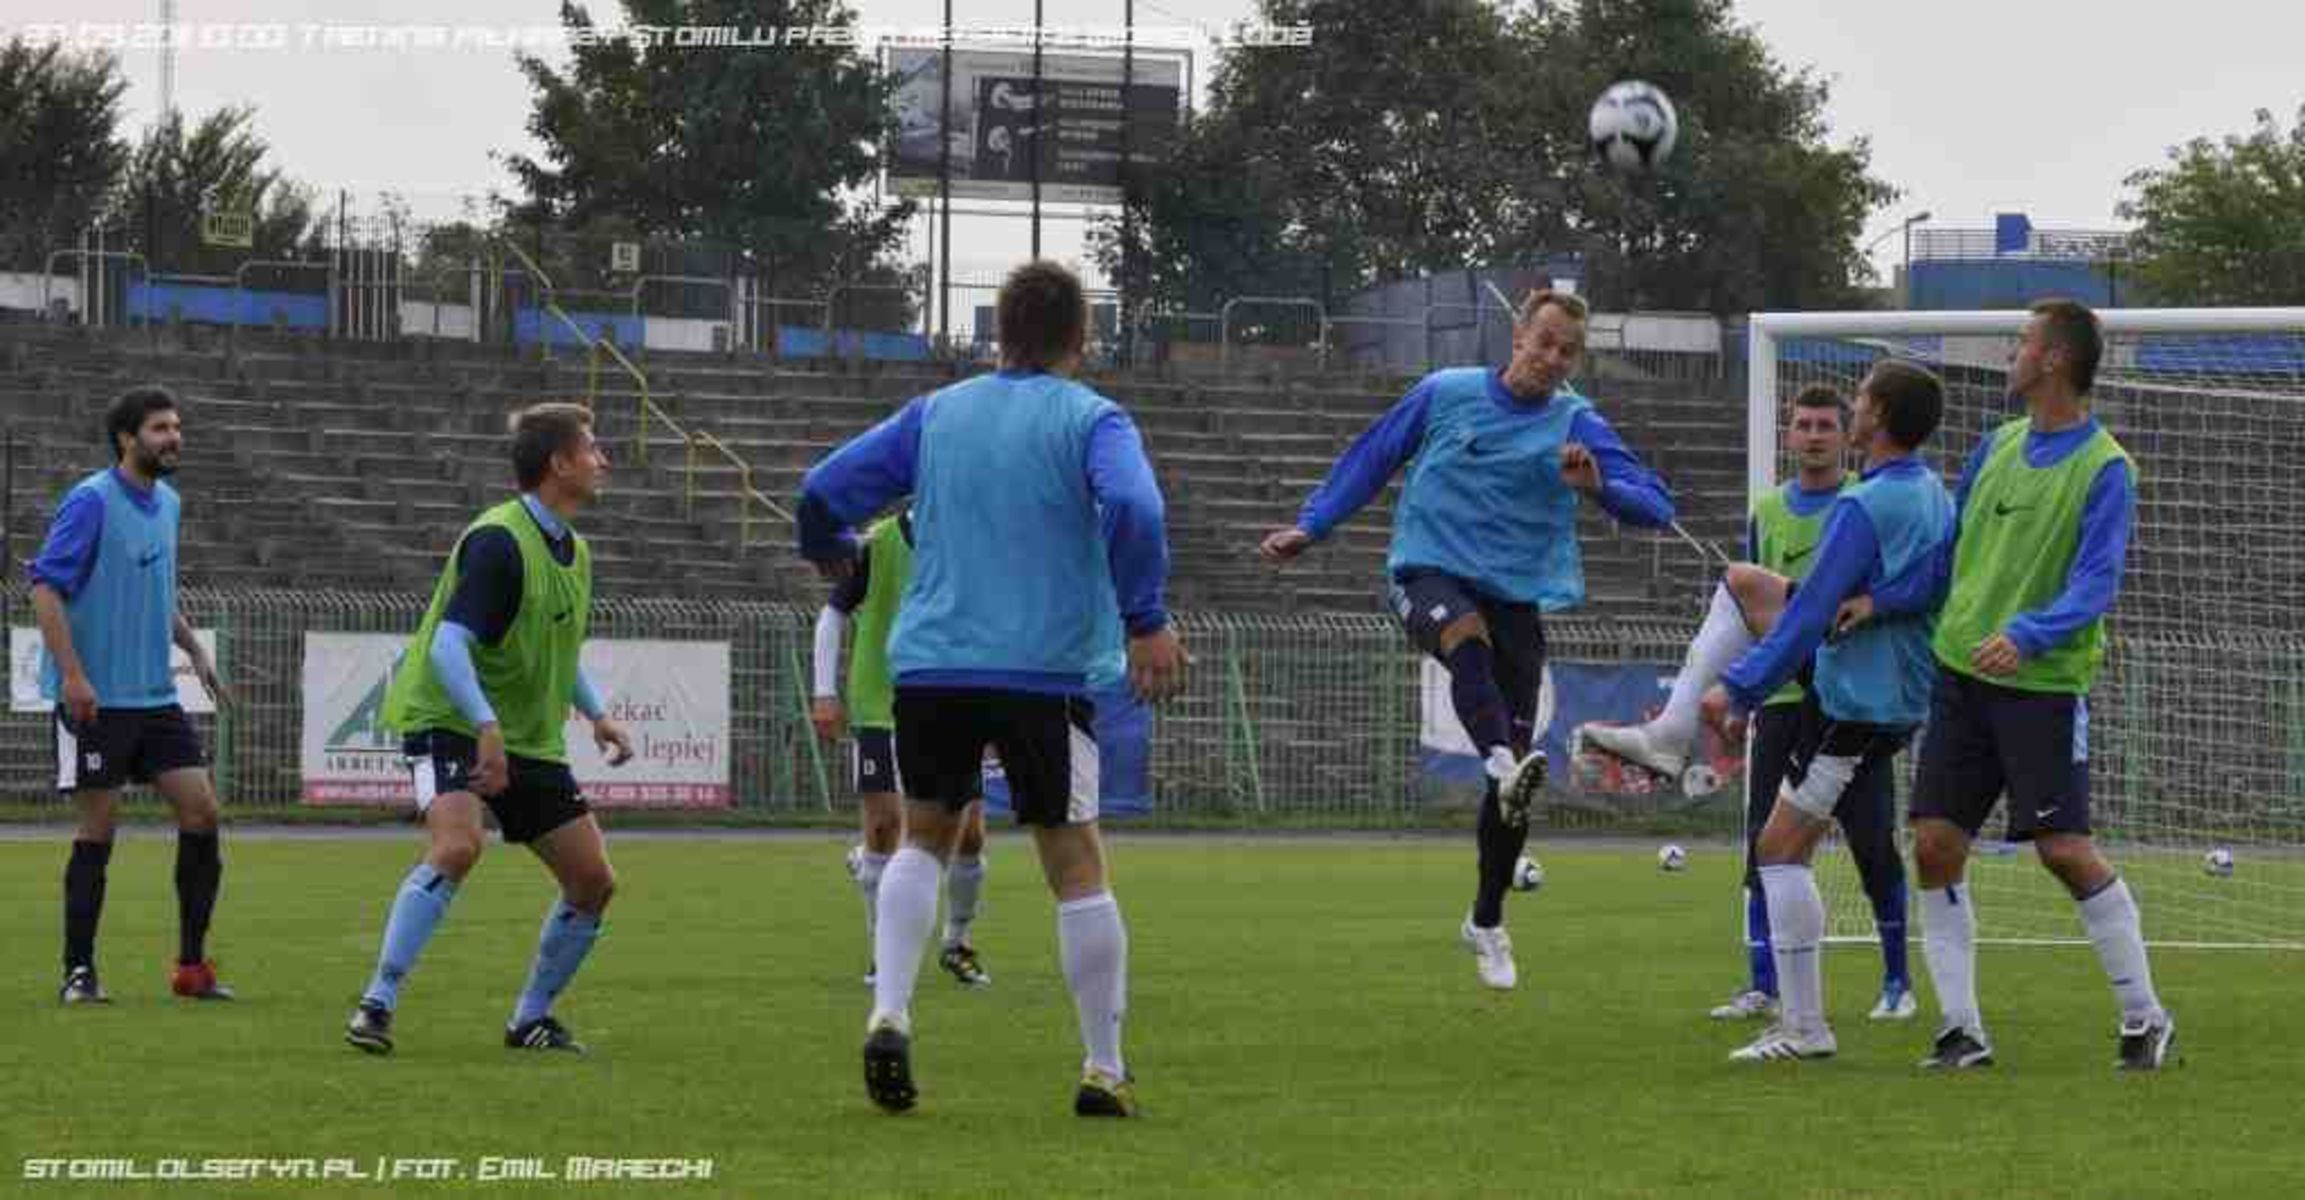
[4,325,1754,618]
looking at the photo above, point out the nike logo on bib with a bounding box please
[1993,501,2033,517]
[1783,545,1814,565]
[136,548,163,568]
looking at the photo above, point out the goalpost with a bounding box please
[1747,306,2305,950]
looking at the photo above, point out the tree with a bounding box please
[1094,0,1533,314]
[2119,106,2305,306]
[506,0,911,304]
[1096,0,1896,316]
[118,106,318,277]
[1534,0,1895,313]
[0,37,130,272]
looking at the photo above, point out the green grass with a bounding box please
[2,833,2300,1199]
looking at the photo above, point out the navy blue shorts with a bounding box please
[1744,698,1900,884]
[53,705,206,793]
[401,729,590,844]
[894,688,1095,827]
[1781,698,1912,824]
[853,726,982,801]
[1911,667,2092,840]
[854,727,900,796]
[1386,569,1546,753]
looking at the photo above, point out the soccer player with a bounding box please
[344,402,634,1057]
[1582,385,1915,1023]
[1258,289,1673,990]
[1681,361,1954,1063]
[1895,299,2175,1071]
[30,385,235,1004]
[798,259,1187,1118]
[813,506,994,989]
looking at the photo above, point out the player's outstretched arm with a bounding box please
[796,399,926,575]
[1270,377,1436,559]
[1564,410,1673,528]
[1718,499,1880,713]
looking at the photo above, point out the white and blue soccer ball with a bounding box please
[1658,843,1690,873]
[1588,80,1679,173]
[2204,847,2235,877]
[1511,854,1546,893]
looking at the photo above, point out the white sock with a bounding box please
[1919,884,1981,1034]
[1654,584,1753,749]
[944,855,986,948]
[1760,864,1826,1036]
[854,851,890,956]
[867,848,942,1030]
[2078,877,2165,1024]
[1057,892,1128,1079]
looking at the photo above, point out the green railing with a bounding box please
[498,240,790,549]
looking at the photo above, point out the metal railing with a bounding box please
[42,249,149,328]
[1218,295,1326,367]
[498,240,792,546]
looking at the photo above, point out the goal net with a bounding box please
[1748,307,2305,949]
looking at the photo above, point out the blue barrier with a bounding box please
[513,307,643,350]
[2133,333,2305,376]
[128,281,328,329]
[775,325,932,362]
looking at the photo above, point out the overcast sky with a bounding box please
[13,0,2303,289]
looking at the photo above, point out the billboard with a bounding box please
[300,633,732,807]
[887,47,1183,204]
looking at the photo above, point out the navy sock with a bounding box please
[1443,641,1512,757]
[64,839,113,970]
[1472,781,1528,927]
[175,830,222,965]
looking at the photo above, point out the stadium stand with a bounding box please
[0,324,1748,618]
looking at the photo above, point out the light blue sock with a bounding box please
[512,899,603,1027]
[362,864,457,1011]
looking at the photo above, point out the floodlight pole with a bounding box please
[1119,0,1136,365]
[938,0,954,350]
[1031,0,1043,259]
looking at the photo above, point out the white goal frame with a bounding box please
[1745,306,2305,952]
[1746,307,2305,498]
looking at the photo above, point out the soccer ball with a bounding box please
[1658,843,1690,873]
[2204,848,2235,877]
[1588,80,1679,173]
[1511,854,1546,893]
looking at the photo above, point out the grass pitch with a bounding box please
[1,832,2299,1199]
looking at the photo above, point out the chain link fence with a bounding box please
[1,586,1702,828]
